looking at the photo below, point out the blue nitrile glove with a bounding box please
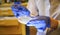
[11,2,30,18]
[11,2,33,24]
[27,16,50,32]
[27,19,46,32]
[14,2,21,5]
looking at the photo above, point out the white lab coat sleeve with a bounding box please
[35,0,45,16]
[27,0,50,17]
[45,0,50,17]
[35,0,50,16]
[27,0,38,17]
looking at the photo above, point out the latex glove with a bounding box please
[27,16,50,32]
[26,16,50,35]
[11,2,31,24]
[11,2,30,18]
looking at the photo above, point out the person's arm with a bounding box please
[35,0,50,16]
[27,0,38,17]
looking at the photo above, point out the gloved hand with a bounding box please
[11,2,32,24]
[11,2,30,18]
[27,16,50,32]
[27,16,59,35]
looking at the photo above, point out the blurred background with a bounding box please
[0,0,60,35]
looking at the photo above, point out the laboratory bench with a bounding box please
[0,17,26,35]
[0,8,26,35]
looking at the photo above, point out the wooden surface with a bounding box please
[21,24,26,35]
[29,26,37,35]
[0,10,14,16]
[0,17,18,26]
[47,20,60,35]
[0,3,27,7]
[0,23,26,35]
[0,24,22,35]
[0,18,26,35]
